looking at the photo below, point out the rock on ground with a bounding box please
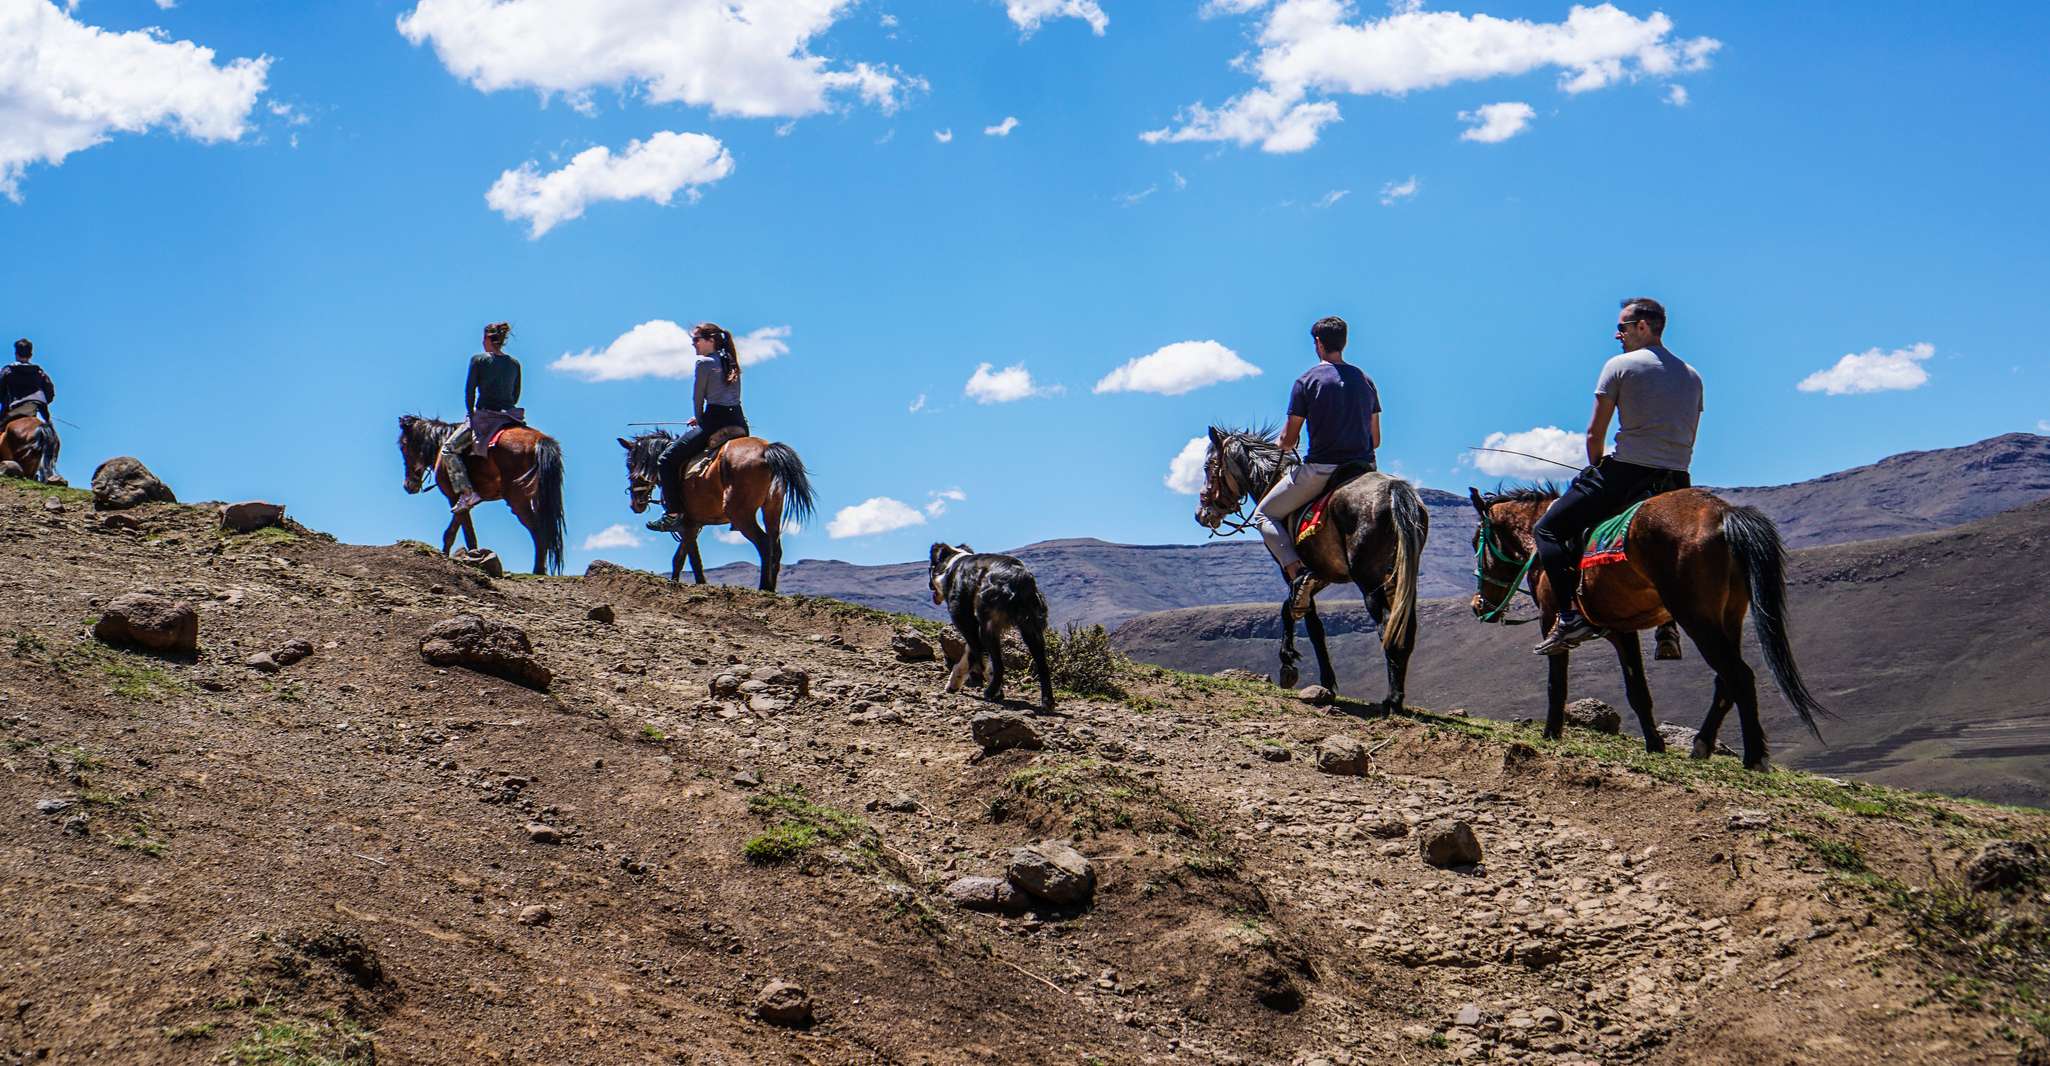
[1565,698,1622,734]
[943,875,1026,913]
[451,547,505,579]
[90,457,175,511]
[1006,841,1095,904]
[891,629,935,662]
[585,604,616,624]
[1296,685,1335,706]
[419,614,552,691]
[1417,819,1483,868]
[1314,735,1368,776]
[1727,809,1772,832]
[0,461,23,479]
[220,501,285,533]
[971,712,1043,754]
[938,629,968,665]
[92,592,198,657]
[753,980,813,1027]
[1963,840,2040,892]
[1657,722,1736,756]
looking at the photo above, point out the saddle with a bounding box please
[683,425,749,480]
[1578,470,1691,570]
[468,408,526,456]
[3,399,46,425]
[1291,460,1378,545]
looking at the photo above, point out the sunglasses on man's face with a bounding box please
[1615,319,1644,331]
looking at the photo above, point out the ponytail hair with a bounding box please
[696,322,740,385]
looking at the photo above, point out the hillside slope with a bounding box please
[705,434,2050,626]
[1114,498,2050,807]
[1,478,2046,1065]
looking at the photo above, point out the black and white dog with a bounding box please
[928,542,1055,711]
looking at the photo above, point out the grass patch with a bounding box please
[10,629,48,658]
[638,723,668,743]
[4,480,91,504]
[742,786,872,866]
[51,642,193,702]
[1047,623,1127,699]
[1003,758,1239,876]
[164,1021,216,1041]
[222,526,300,548]
[1787,829,1867,874]
[215,1016,372,1065]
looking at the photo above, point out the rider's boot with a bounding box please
[646,510,688,533]
[1286,567,1319,614]
[450,490,483,515]
[1533,608,1602,655]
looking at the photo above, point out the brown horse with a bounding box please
[1195,426,1428,711]
[397,415,566,575]
[1468,485,1829,769]
[619,430,815,591]
[0,412,61,483]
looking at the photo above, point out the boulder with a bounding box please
[1006,841,1095,904]
[1963,840,2040,892]
[90,457,175,511]
[245,652,280,674]
[1726,809,1772,832]
[525,822,562,844]
[219,501,285,533]
[1296,685,1336,706]
[891,628,935,662]
[970,712,1043,754]
[1564,698,1621,735]
[585,604,616,624]
[93,593,198,657]
[1314,735,1368,776]
[516,904,552,926]
[273,639,315,667]
[938,629,968,666]
[943,875,1026,913]
[418,614,552,691]
[451,547,504,579]
[0,461,22,479]
[1657,723,1735,757]
[753,980,814,1028]
[1418,819,1483,868]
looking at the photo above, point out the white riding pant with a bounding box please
[1253,462,1337,572]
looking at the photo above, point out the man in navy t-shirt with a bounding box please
[1253,316,1382,611]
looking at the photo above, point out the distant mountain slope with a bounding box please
[1112,497,2050,807]
[704,433,2050,627]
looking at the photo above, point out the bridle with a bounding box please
[1473,503,1540,625]
[1202,438,1265,539]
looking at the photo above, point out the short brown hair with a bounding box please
[1310,316,1347,353]
[1620,298,1665,332]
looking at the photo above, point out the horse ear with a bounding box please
[1468,487,1489,516]
[1207,427,1222,449]
[617,437,633,451]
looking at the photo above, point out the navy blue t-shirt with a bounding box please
[1287,361,1380,466]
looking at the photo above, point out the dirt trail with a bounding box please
[0,479,2044,1065]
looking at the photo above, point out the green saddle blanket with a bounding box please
[1581,500,1646,570]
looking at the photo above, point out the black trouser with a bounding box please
[1533,457,1689,615]
[657,404,747,507]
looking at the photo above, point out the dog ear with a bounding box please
[956,543,971,554]
[1468,487,1489,517]
[618,437,634,451]
[929,542,948,566]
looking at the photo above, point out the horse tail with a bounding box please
[1381,478,1426,652]
[1723,504,1829,739]
[533,435,566,575]
[761,443,815,527]
[33,422,60,482]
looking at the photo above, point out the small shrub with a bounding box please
[743,824,821,865]
[1047,623,1126,698]
[742,787,871,865]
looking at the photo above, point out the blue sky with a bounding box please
[5,0,2047,572]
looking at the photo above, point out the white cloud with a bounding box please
[1379,176,1419,205]
[0,1,270,201]
[1143,3,1717,154]
[828,496,926,538]
[1165,436,1209,495]
[1664,83,1689,106]
[924,487,966,517]
[1473,426,1584,478]
[1094,340,1261,396]
[1118,184,1158,207]
[965,362,1060,404]
[581,523,643,550]
[551,320,789,381]
[396,0,919,119]
[933,127,953,143]
[1005,0,1108,36]
[1458,101,1535,143]
[984,115,1019,137]
[1797,342,1935,396]
[2037,420,2050,434]
[908,393,927,413]
[1172,170,1187,190]
[1313,188,1349,208]
[486,130,732,238]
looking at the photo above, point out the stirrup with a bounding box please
[645,511,687,533]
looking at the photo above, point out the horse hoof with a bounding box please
[1646,737,1667,755]
[1689,739,1714,761]
[1278,665,1299,689]
[1745,757,1775,773]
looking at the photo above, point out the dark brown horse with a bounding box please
[0,412,61,483]
[1195,426,1428,711]
[1468,485,1829,769]
[620,430,814,591]
[397,415,566,575]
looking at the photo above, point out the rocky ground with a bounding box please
[1,475,2047,1065]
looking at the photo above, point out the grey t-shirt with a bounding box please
[1595,345,1702,472]
[692,353,742,415]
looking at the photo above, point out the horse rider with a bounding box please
[646,322,747,533]
[1252,316,1382,613]
[1,338,55,424]
[441,322,523,516]
[1531,297,1702,655]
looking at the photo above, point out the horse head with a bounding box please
[1194,427,1246,530]
[397,415,452,495]
[1468,485,1553,621]
[619,431,672,514]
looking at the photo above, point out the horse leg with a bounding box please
[1608,630,1664,753]
[1545,647,1570,741]
[1302,602,1337,692]
[1366,586,1413,714]
[1692,678,1733,760]
[441,514,460,556]
[461,512,479,553]
[760,504,784,593]
[1276,600,1301,689]
[685,528,707,584]
[1677,613,1768,770]
[728,509,774,591]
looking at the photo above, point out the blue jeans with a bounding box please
[1533,457,1689,614]
[657,404,746,508]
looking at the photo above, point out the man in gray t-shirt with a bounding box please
[1531,297,1703,655]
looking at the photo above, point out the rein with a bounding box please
[1473,509,1540,625]
[1205,438,1280,539]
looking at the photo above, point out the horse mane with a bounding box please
[1487,482,1560,505]
[398,414,456,457]
[624,428,675,475]
[1206,423,1294,496]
